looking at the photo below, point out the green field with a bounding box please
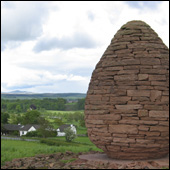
[45,110,84,114]
[43,110,87,134]
[1,106,90,166]
[1,137,102,166]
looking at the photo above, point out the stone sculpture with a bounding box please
[85,20,169,160]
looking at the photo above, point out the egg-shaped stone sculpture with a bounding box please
[85,20,169,160]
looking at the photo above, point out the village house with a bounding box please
[19,125,40,136]
[1,124,40,136]
[57,124,76,136]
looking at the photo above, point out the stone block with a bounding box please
[113,137,135,143]
[149,111,169,118]
[150,126,169,132]
[114,75,138,81]
[144,105,164,110]
[109,124,138,134]
[136,139,154,144]
[140,69,168,74]
[161,96,169,103]
[115,104,143,110]
[159,121,169,126]
[138,110,149,117]
[149,75,166,81]
[138,125,149,131]
[137,86,153,90]
[127,90,150,97]
[88,114,121,121]
[110,96,131,103]
[117,70,139,74]
[140,58,160,65]
[138,74,149,80]
[150,90,162,101]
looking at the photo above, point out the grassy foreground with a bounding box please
[1,137,102,166]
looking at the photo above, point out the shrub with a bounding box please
[11,131,20,136]
[25,131,41,137]
[39,139,79,146]
[64,127,77,142]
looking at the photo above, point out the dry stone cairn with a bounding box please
[85,20,169,160]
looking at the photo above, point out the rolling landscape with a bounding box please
[1,91,86,100]
[1,1,169,169]
[1,90,103,168]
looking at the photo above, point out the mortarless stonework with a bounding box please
[85,20,169,160]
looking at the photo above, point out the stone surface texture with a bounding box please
[85,20,169,160]
[1,152,169,169]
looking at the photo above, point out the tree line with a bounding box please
[1,98,85,113]
[1,110,57,138]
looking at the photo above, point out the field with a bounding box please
[45,110,83,114]
[43,110,87,134]
[1,100,90,166]
[1,137,103,166]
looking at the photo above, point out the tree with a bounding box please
[64,127,76,142]
[1,102,7,112]
[76,98,85,110]
[16,105,22,113]
[22,110,41,125]
[53,118,64,127]
[37,117,56,138]
[1,112,10,124]
[8,114,23,124]
[56,98,66,110]
[79,119,86,127]
[7,103,17,112]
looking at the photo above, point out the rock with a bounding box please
[1,151,169,169]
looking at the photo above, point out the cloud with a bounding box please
[1,58,90,93]
[87,11,95,21]
[1,1,55,50]
[33,32,99,52]
[126,1,161,9]
[1,1,169,93]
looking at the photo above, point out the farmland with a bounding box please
[1,137,103,165]
[1,93,91,166]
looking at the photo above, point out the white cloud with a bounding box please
[1,1,55,50]
[33,31,99,52]
[1,1,169,93]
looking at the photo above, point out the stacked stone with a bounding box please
[85,20,169,160]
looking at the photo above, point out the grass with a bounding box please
[45,110,84,114]
[49,136,93,145]
[1,109,92,166]
[1,137,102,166]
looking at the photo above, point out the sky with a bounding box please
[1,1,169,93]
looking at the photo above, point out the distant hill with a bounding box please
[1,92,86,100]
[2,90,33,94]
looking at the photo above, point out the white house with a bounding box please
[1,124,41,136]
[19,125,40,136]
[57,124,76,136]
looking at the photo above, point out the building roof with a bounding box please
[20,125,40,131]
[58,124,74,132]
[3,124,22,131]
[2,124,40,131]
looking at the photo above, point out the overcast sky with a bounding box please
[1,1,169,93]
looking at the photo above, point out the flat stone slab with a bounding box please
[79,153,169,169]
